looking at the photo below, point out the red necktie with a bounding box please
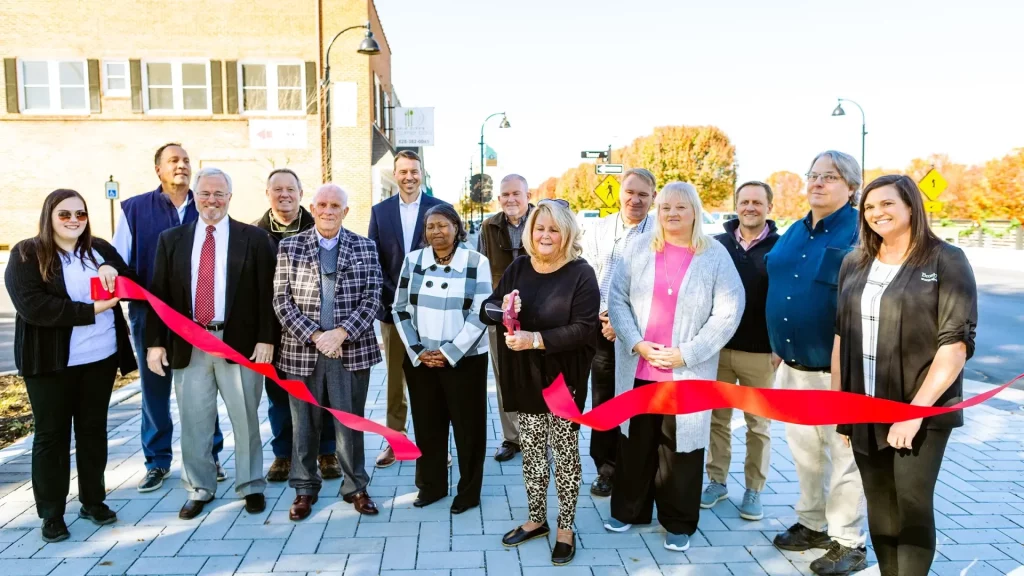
[195,225,216,326]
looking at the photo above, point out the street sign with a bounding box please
[595,164,624,175]
[594,175,620,207]
[599,207,617,218]
[105,180,119,200]
[581,150,608,159]
[919,168,948,201]
[924,201,944,213]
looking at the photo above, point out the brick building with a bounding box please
[0,0,407,248]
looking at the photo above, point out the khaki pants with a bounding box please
[488,327,519,444]
[778,363,866,549]
[706,349,774,491]
[380,322,409,433]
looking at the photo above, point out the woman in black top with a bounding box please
[5,190,137,543]
[832,175,977,576]
[481,199,599,566]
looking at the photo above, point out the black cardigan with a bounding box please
[5,238,138,378]
[835,242,977,454]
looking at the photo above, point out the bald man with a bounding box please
[273,183,384,520]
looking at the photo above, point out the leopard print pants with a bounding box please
[519,413,582,531]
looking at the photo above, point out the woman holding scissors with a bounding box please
[480,198,600,566]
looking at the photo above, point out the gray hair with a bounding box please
[622,168,656,191]
[500,173,529,190]
[809,150,862,194]
[267,168,302,191]
[193,167,233,194]
[313,183,349,208]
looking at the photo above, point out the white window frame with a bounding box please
[101,59,130,97]
[141,59,212,115]
[373,74,382,129]
[16,59,90,115]
[237,59,306,116]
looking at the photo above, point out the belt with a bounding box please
[200,322,225,332]
[785,361,830,373]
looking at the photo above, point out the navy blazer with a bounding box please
[368,192,448,322]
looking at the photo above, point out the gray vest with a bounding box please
[318,243,339,330]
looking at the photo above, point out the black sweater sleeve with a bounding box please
[5,241,96,328]
[539,263,600,353]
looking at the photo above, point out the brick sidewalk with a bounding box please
[1,366,1023,575]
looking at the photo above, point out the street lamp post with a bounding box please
[322,22,381,182]
[831,98,866,186]
[478,112,510,223]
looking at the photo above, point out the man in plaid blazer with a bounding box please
[272,183,383,521]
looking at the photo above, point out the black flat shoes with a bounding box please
[501,522,550,547]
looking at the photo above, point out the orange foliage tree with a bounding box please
[765,171,808,220]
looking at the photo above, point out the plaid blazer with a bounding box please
[273,227,383,376]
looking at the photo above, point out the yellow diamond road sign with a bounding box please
[919,169,948,201]
[599,207,617,218]
[924,201,944,213]
[594,175,620,207]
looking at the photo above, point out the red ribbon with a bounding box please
[543,372,1020,431]
[92,276,421,461]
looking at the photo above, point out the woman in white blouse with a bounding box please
[5,190,138,543]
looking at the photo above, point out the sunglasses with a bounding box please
[56,210,89,222]
[539,198,570,208]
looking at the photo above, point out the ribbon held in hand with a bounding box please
[93,276,421,461]
[543,373,1019,431]
[503,289,520,336]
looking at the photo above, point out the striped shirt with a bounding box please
[392,244,493,366]
[583,212,653,313]
[861,259,902,396]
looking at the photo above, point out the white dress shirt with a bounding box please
[315,227,341,251]
[190,217,230,323]
[63,251,117,366]
[398,191,422,255]
[113,195,193,263]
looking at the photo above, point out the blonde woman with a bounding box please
[604,182,745,552]
[480,198,600,566]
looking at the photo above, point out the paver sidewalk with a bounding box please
[1,365,1023,576]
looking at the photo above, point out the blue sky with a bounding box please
[375,0,1024,203]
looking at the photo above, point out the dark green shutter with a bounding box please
[87,59,101,113]
[305,61,317,114]
[210,60,223,114]
[129,59,142,112]
[4,59,18,113]
[225,60,238,114]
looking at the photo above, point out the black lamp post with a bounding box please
[831,98,866,186]
[322,22,381,182]
[477,112,510,221]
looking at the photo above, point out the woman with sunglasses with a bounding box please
[480,198,600,566]
[5,189,137,542]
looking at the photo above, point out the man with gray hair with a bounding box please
[581,167,657,497]
[765,150,866,575]
[146,167,277,519]
[477,173,533,462]
[274,183,383,520]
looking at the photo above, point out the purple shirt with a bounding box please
[636,243,694,381]
[734,223,770,251]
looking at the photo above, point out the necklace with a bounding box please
[434,246,455,265]
[661,248,689,295]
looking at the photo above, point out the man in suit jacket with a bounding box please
[274,183,383,520]
[146,167,276,520]
[368,150,448,468]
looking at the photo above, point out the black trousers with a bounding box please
[589,335,618,477]
[24,354,118,519]
[610,378,703,535]
[855,427,950,576]
[404,352,488,507]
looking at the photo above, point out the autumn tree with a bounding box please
[530,177,557,201]
[765,171,808,220]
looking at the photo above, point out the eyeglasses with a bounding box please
[56,210,88,222]
[196,192,230,200]
[806,172,843,184]
[539,198,570,208]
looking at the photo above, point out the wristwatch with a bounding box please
[532,332,540,349]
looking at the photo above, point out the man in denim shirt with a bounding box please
[765,151,866,576]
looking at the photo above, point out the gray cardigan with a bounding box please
[608,234,745,453]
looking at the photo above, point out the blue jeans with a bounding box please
[265,374,335,459]
[129,302,223,471]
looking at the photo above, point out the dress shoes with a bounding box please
[344,491,379,515]
[450,500,479,515]
[502,522,550,547]
[178,498,212,520]
[413,494,444,508]
[244,494,266,514]
[493,441,520,462]
[590,474,612,497]
[289,494,318,521]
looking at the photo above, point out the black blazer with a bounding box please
[835,242,978,454]
[5,238,137,378]
[145,218,277,370]
[368,193,448,322]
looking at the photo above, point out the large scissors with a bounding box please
[503,289,520,336]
